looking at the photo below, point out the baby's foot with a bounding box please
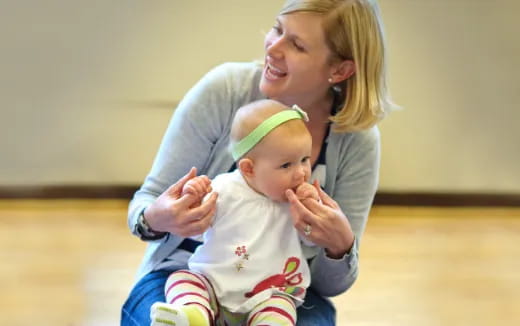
[150,302,189,326]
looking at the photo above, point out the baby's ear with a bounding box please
[238,158,255,178]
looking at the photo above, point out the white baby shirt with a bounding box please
[188,170,310,313]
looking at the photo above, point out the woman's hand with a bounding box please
[144,167,218,237]
[182,175,213,208]
[286,180,354,259]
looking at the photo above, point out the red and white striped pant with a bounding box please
[165,269,297,326]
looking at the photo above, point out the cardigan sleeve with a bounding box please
[309,126,380,296]
[127,63,238,237]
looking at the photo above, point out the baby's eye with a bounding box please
[280,162,291,169]
[301,156,310,163]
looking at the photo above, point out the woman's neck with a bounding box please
[300,93,333,167]
[302,93,334,127]
[275,90,333,130]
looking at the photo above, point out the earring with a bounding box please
[329,78,341,93]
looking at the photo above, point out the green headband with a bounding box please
[231,104,309,161]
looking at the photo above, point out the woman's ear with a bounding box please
[329,59,356,83]
[238,158,255,178]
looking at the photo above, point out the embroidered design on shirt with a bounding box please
[235,246,247,257]
[245,256,305,298]
[234,245,250,272]
[235,261,244,272]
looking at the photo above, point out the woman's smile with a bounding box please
[264,61,287,81]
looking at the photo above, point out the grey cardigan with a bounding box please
[128,62,380,297]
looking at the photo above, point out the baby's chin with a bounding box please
[271,196,289,203]
[268,192,289,203]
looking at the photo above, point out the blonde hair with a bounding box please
[280,0,397,132]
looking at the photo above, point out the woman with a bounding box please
[122,0,394,325]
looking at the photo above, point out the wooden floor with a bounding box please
[1,200,519,326]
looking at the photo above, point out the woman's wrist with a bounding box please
[325,234,355,259]
[136,207,166,240]
[325,248,347,259]
[325,246,348,259]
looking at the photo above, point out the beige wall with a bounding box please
[1,1,518,193]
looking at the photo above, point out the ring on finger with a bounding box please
[304,224,312,236]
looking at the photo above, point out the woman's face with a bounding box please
[260,12,337,108]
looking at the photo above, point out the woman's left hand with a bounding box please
[286,180,355,259]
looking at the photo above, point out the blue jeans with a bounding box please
[121,270,336,325]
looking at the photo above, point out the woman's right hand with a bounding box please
[143,167,218,237]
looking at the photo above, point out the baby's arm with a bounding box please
[182,175,212,208]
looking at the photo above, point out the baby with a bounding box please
[151,99,320,326]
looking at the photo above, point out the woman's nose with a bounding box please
[266,36,284,59]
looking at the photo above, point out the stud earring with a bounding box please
[329,78,342,92]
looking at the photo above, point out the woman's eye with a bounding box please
[293,42,305,51]
[272,25,282,35]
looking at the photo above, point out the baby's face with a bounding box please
[251,129,312,202]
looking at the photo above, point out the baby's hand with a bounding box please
[295,182,320,202]
[181,175,212,207]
